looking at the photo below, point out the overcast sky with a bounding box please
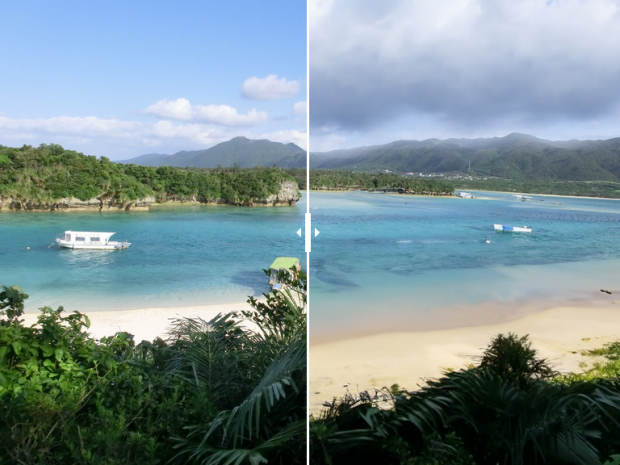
[0,1,306,160]
[310,0,620,152]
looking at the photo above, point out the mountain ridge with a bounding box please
[308,133,620,181]
[121,136,306,168]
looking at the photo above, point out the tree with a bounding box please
[0,285,28,323]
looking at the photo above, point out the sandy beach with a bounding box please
[310,305,620,415]
[22,301,256,342]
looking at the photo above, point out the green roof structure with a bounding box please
[269,257,300,270]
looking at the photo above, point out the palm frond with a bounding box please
[220,335,306,446]
[407,368,620,465]
[166,313,252,406]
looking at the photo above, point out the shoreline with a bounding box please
[309,305,620,415]
[311,188,620,201]
[22,300,256,342]
[460,188,620,201]
[0,201,299,213]
[310,297,617,346]
[309,189,453,198]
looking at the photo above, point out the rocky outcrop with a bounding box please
[0,196,155,212]
[260,180,301,206]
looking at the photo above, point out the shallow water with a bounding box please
[310,191,620,342]
[3,190,619,336]
[0,201,305,312]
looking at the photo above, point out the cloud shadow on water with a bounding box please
[230,270,271,297]
[314,270,359,288]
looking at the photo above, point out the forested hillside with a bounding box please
[0,144,300,211]
[310,133,620,181]
[286,169,454,195]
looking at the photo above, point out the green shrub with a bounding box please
[479,333,558,386]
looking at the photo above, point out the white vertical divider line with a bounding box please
[306,0,311,459]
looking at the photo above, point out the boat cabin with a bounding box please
[56,231,131,250]
[268,257,301,290]
[61,231,115,244]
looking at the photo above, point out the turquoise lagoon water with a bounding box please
[0,200,305,313]
[3,190,620,338]
[310,191,620,342]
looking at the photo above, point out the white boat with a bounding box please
[513,194,533,202]
[55,231,131,250]
[494,224,532,232]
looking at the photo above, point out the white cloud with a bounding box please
[0,116,142,139]
[294,100,307,116]
[143,98,193,121]
[193,105,267,127]
[309,126,347,152]
[241,75,300,100]
[259,129,307,150]
[0,115,216,145]
[0,114,306,158]
[309,0,336,23]
[144,98,268,127]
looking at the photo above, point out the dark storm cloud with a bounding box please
[310,0,620,133]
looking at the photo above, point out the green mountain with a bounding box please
[120,152,170,165]
[122,136,306,168]
[310,133,620,181]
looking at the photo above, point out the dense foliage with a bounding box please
[310,333,620,465]
[0,274,306,464]
[303,133,620,198]
[286,169,453,195]
[451,178,620,198]
[0,144,299,207]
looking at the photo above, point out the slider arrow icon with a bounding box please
[315,228,320,237]
[297,228,302,237]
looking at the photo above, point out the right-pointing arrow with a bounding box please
[315,228,320,237]
[297,228,302,237]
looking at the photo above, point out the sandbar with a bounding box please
[310,305,620,415]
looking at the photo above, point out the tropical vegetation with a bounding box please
[286,169,453,195]
[0,143,299,208]
[310,333,620,465]
[450,178,620,199]
[0,271,306,464]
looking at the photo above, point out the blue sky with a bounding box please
[0,1,307,159]
[310,0,620,151]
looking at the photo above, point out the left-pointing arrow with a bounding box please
[297,228,302,237]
